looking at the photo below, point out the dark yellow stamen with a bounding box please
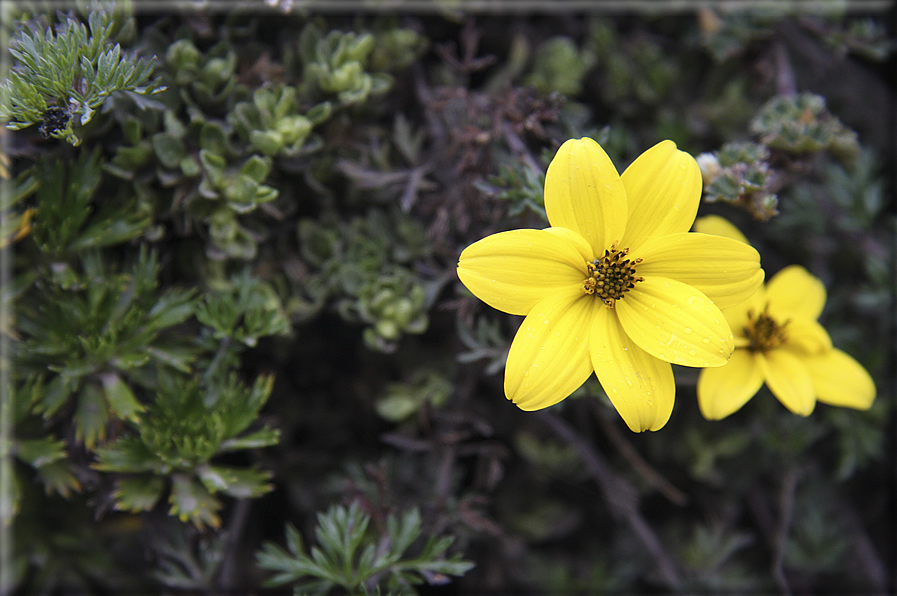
[581,244,644,308]
[743,306,788,352]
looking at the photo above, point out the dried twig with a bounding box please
[592,401,689,506]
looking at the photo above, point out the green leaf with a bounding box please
[168,473,221,529]
[196,464,273,498]
[75,381,110,448]
[33,373,74,418]
[199,150,226,187]
[113,475,166,512]
[99,372,144,421]
[144,289,197,331]
[152,133,187,169]
[14,436,67,468]
[388,507,422,556]
[200,121,229,155]
[109,352,152,370]
[285,523,304,556]
[34,459,82,498]
[239,155,271,182]
[93,436,161,473]
[146,345,197,373]
[219,427,281,451]
[67,202,152,250]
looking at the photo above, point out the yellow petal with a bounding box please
[589,307,674,432]
[542,226,597,261]
[805,348,876,410]
[767,265,826,321]
[757,349,816,416]
[697,349,765,420]
[692,214,750,244]
[615,277,734,367]
[633,232,764,310]
[785,318,832,354]
[457,228,591,316]
[619,140,702,249]
[505,286,595,410]
[544,137,627,255]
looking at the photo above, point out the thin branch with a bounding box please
[772,468,799,596]
[216,497,252,593]
[839,499,889,593]
[539,410,683,589]
[592,401,688,506]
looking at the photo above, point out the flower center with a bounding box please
[581,244,644,308]
[743,307,788,352]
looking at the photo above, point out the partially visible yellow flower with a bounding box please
[694,215,876,419]
[457,139,763,432]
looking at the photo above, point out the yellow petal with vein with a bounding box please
[633,232,763,309]
[758,349,815,416]
[620,140,702,249]
[458,228,589,316]
[697,349,764,420]
[805,348,876,410]
[767,265,826,321]
[589,307,674,432]
[505,287,595,410]
[544,137,627,256]
[616,277,734,367]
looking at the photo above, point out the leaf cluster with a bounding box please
[299,23,393,106]
[229,85,329,157]
[257,502,474,595]
[93,371,279,528]
[749,92,859,161]
[701,141,779,220]
[0,1,163,144]
[295,209,431,352]
[15,246,195,448]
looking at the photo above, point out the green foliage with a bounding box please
[678,523,759,592]
[749,92,859,161]
[299,22,393,106]
[825,17,894,61]
[94,370,279,528]
[16,247,196,447]
[455,314,511,376]
[164,39,237,109]
[0,2,163,144]
[27,148,153,255]
[369,20,430,72]
[587,18,677,113]
[524,36,595,97]
[229,85,324,157]
[699,141,778,220]
[697,5,796,62]
[257,501,474,595]
[195,269,291,349]
[473,162,546,220]
[295,209,430,352]
[375,369,452,423]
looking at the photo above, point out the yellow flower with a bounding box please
[694,216,876,419]
[457,138,763,431]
